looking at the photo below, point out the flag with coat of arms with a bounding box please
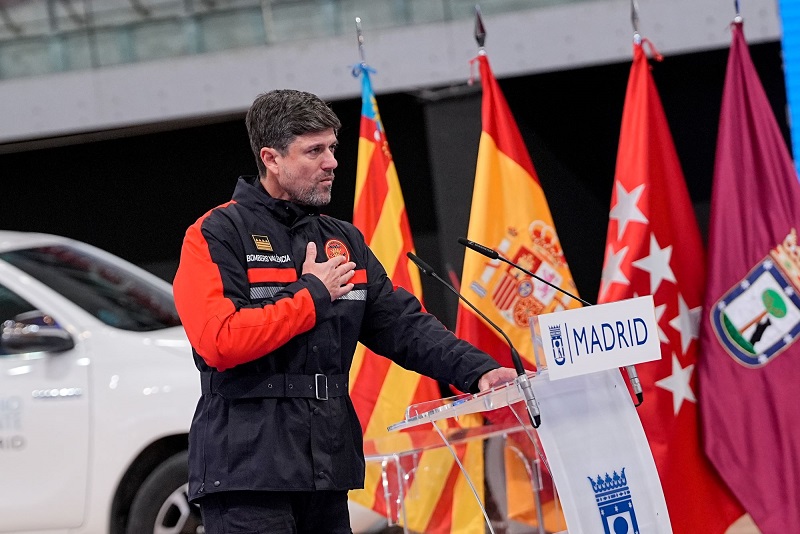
[456,49,579,532]
[597,37,744,533]
[698,20,800,534]
[456,51,583,371]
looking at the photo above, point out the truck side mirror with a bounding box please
[1,311,75,354]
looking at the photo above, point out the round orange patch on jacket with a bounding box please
[324,239,350,262]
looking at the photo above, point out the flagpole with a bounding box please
[355,16,366,65]
[471,7,548,534]
[615,0,646,408]
[734,0,742,23]
[351,17,496,534]
[631,0,641,44]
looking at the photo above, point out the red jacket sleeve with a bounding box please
[173,212,331,371]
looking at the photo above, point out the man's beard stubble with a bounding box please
[297,181,333,207]
[285,169,334,207]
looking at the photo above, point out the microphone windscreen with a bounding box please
[406,252,435,276]
[458,237,499,260]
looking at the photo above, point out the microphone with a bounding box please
[457,237,644,407]
[407,252,541,427]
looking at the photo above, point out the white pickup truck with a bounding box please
[0,231,202,533]
[0,231,383,534]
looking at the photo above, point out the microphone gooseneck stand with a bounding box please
[407,252,541,427]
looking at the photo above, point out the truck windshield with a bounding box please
[0,245,181,332]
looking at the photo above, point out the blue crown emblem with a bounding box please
[548,324,566,365]
[589,469,628,494]
[587,468,640,534]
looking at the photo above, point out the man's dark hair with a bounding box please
[246,89,341,176]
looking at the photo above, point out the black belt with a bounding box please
[200,372,348,400]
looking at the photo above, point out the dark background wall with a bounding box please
[0,40,790,328]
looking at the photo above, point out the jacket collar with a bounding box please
[233,176,319,227]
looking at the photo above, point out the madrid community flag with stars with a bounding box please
[699,21,800,534]
[597,40,743,533]
[347,64,486,534]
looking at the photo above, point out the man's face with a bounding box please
[268,129,338,207]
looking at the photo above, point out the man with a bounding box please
[173,89,516,533]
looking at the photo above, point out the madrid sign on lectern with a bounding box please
[388,296,673,534]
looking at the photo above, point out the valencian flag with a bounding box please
[348,64,486,534]
[456,51,577,532]
[698,21,800,534]
[597,38,744,533]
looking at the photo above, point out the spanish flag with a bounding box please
[456,52,579,531]
[348,64,485,534]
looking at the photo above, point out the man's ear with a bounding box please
[260,147,280,174]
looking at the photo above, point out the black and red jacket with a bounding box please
[173,176,498,499]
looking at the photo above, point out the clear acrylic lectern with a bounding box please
[386,315,674,534]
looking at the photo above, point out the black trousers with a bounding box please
[199,490,353,534]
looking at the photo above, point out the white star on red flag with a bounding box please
[655,353,697,415]
[668,293,702,355]
[632,233,677,294]
[609,181,649,240]
[599,244,630,300]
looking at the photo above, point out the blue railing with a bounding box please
[779,0,800,170]
[0,0,586,80]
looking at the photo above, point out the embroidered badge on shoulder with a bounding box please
[252,235,273,252]
[325,239,350,262]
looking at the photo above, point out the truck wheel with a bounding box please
[126,451,203,534]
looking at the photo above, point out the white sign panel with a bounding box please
[530,369,673,533]
[537,296,661,380]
